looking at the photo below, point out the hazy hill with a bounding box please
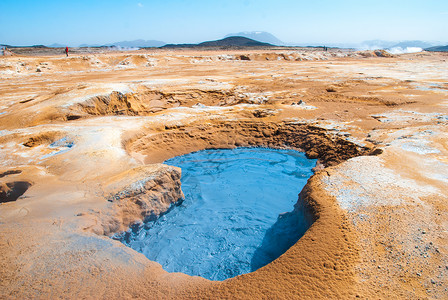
[162,36,273,48]
[361,40,397,49]
[198,36,273,47]
[425,45,448,52]
[80,39,166,48]
[47,43,66,48]
[79,43,103,47]
[225,31,284,45]
[390,40,434,49]
[160,43,196,49]
[360,40,438,50]
[106,39,166,48]
[0,44,47,48]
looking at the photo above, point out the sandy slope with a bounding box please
[0,49,447,299]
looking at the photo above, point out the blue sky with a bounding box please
[0,0,447,46]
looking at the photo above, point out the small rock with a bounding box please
[36,68,41,72]
[326,86,338,92]
[374,50,394,58]
[307,150,319,159]
[252,109,276,118]
[192,103,206,108]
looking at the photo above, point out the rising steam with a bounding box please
[386,47,423,54]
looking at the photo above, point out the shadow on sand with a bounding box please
[250,202,312,272]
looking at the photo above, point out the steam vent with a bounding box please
[1,47,448,299]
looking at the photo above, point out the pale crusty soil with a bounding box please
[0,49,447,299]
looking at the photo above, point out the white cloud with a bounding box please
[137,3,144,8]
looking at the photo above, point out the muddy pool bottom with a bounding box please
[118,148,317,281]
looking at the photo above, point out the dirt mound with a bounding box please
[23,131,64,147]
[358,50,395,58]
[318,93,414,106]
[74,90,259,116]
[77,165,184,235]
[374,50,394,57]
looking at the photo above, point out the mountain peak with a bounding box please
[162,36,273,49]
[225,31,284,46]
[199,36,273,47]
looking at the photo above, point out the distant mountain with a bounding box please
[425,45,448,52]
[198,36,273,47]
[390,40,434,49]
[106,39,166,48]
[0,44,48,48]
[47,43,66,48]
[225,31,284,46]
[360,40,398,50]
[161,43,196,48]
[163,36,273,49]
[359,40,439,50]
[79,39,166,48]
[79,43,105,47]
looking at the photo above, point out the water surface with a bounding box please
[119,147,316,280]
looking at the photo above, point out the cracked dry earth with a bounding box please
[0,49,447,299]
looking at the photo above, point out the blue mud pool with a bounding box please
[119,147,316,281]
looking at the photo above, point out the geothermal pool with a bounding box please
[119,148,316,281]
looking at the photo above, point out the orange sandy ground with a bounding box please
[0,49,447,299]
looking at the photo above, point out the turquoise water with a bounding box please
[119,147,316,281]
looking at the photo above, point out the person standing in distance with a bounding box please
[65,46,69,57]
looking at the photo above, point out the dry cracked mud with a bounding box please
[0,48,447,299]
